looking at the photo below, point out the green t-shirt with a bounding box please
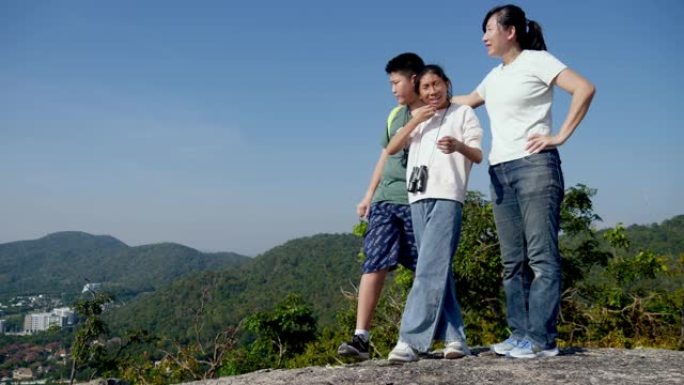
[372,106,411,204]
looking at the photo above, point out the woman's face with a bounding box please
[482,15,510,57]
[419,72,448,108]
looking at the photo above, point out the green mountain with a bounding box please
[620,214,684,256]
[4,214,681,342]
[0,231,250,302]
[105,215,684,342]
[105,233,362,341]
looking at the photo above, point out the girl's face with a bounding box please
[482,15,512,57]
[419,72,449,108]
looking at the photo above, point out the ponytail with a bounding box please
[483,4,548,51]
[525,19,547,51]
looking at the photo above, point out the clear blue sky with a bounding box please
[2,0,682,255]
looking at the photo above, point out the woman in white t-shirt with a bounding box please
[453,4,596,359]
[384,65,483,362]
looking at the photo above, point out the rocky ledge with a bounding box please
[187,348,684,385]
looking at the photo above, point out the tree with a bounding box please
[70,292,114,385]
[223,294,317,374]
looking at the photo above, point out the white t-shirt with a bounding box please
[407,103,483,204]
[476,50,567,165]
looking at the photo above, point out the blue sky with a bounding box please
[1,0,682,255]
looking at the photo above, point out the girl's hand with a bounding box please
[437,136,463,154]
[410,105,436,124]
[526,133,560,154]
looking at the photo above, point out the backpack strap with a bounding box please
[386,106,404,142]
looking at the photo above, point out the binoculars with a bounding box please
[407,165,428,193]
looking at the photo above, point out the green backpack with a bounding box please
[386,105,404,142]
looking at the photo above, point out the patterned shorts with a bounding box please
[362,202,418,273]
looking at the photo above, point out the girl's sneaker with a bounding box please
[444,340,471,359]
[388,341,418,363]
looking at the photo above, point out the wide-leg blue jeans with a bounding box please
[489,149,564,349]
[399,199,466,352]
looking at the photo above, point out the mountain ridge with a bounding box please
[0,231,250,302]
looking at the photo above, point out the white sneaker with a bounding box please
[507,339,560,359]
[491,335,523,355]
[388,341,418,363]
[444,340,471,359]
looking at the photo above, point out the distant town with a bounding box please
[0,283,102,335]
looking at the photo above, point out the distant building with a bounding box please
[82,282,102,293]
[23,307,74,333]
[24,312,59,332]
[12,368,33,381]
[52,307,76,326]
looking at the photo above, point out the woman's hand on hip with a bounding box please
[526,133,560,154]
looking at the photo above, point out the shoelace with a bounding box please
[516,339,533,351]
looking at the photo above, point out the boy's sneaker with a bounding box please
[337,335,370,360]
[388,341,418,363]
[490,335,523,355]
[507,339,559,359]
[443,340,471,359]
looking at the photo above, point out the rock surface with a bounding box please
[188,348,684,385]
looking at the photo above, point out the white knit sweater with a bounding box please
[406,103,483,204]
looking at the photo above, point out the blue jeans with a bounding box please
[399,199,466,352]
[489,149,564,349]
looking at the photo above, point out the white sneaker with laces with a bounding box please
[444,340,471,359]
[388,341,418,363]
[491,335,523,355]
[507,338,560,359]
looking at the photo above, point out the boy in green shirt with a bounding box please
[337,53,425,359]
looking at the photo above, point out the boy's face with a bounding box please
[389,72,416,105]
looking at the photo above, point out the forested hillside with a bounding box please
[0,231,249,302]
[105,233,362,341]
[617,214,684,256]
[1,199,681,383]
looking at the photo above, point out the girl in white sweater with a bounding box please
[385,65,483,362]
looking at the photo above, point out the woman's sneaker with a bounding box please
[388,341,418,363]
[337,334,370,360]
[444,340,471,359]
[490,335,523,355]
[507,338,560,359]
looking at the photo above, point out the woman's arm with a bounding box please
[527,68,596,153]
[451,91,485,109]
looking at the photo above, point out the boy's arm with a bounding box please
[357,149,388,218]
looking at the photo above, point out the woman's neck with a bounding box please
[501,45,523,66]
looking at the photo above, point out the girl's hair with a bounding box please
[482,4,547,51]
[415,64,452,100]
